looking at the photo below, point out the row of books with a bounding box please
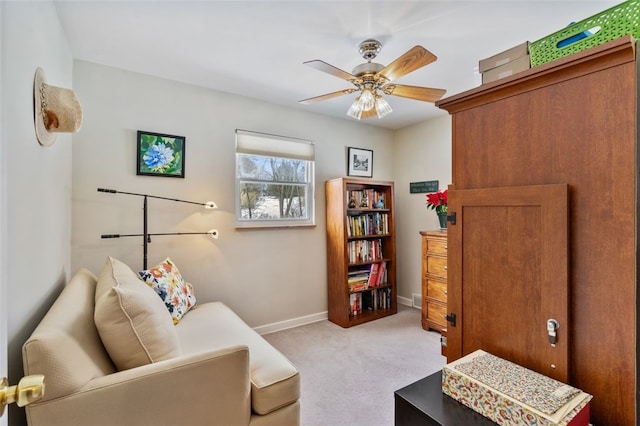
[349,288,393,316]
[347,189,386,209]
[347,262,387,292]
[348,239,383,264]
[347,213,389,237]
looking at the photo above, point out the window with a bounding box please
[235,130,315,228]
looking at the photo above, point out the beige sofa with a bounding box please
[22,257,300,426]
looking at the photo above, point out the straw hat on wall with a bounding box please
[33,67,83,146]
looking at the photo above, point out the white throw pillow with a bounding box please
[94,256,181,370]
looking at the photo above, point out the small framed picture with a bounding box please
[137,130,185,178]
[347,147,373,178]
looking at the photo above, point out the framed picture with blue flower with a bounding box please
[136,130,185,178]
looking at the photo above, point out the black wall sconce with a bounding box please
[98,187,218,269]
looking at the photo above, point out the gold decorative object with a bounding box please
[0,375,45,415]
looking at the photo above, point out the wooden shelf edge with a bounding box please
[346,307,397,327]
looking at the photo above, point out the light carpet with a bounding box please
[263,305,446,426]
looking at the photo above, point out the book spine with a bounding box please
[367,263,379,287]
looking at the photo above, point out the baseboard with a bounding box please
[256,297,417,335]
[255,311,328,335]
[398,296,415,308]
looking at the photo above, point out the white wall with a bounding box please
[393,116,452,305]
[2,2,74,425]
[71,60,395,328]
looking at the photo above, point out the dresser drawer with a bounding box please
[426,256,447,279]
[426,238,447,256]
[420,230,447,333]
[426,278,447,302]
[426,302,447,328]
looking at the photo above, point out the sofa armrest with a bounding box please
[26,345,251,426]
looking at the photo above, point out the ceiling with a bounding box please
[54,0,620,130]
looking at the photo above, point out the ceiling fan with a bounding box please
[299,39,446,120]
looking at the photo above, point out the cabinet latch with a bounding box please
[447,212,456,225]
[445,313,457,327]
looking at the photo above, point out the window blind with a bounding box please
[235,129,314,161]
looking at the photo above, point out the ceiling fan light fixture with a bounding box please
[303,40,444,121]
[375,96,392,119]
[347,97,363,120]
[359,89,375,111]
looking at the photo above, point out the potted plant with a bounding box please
[426,189,448,229]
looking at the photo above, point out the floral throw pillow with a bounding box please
[139,258,196,324]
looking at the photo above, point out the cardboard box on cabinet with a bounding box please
[442,350,592,426]
[479,41,531,84]
[479,41,529,72]
[481,54,531,84]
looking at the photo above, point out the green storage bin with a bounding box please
[529,0,639,67]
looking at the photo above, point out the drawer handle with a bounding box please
[444,290,448,295]
[444,246,448,250]
[444,266,447,271]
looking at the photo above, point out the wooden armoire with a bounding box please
[437,36,637,426]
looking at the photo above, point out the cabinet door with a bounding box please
[447,184,569,381]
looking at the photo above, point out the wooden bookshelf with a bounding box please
[326,177,397,327]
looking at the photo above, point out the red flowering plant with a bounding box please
[426,189,448,214]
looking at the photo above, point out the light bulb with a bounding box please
[359,89,375,111]
[375,96,392,118]
[347,97,363,120]
[204,201,217,209]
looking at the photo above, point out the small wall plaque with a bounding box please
[410,180,439,194]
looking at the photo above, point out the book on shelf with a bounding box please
[348,269,369,288]
[376,261,387,287]
[349,293,362,315]
[349,281,368,292]
[348,275,368,282]
[362,291,374,311]
[348,269,369,281]
[348,263,387,292]
[367,263,379,288]
[348,239,383,263]
[377,287,391,310]
[357,287,393,313]
[347,213,389,237]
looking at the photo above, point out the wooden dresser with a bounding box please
[420,230,447,333]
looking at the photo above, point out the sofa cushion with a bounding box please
[138,257,196,324]
[22,268,116,403]
[175,302,300,415]
[94,256,181,370]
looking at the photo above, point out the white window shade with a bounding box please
[236,130,314,161]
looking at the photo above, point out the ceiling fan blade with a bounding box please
[383,84,446,102]
[299,89,356,104]
[304,60,358,82]
[376,46,437,82]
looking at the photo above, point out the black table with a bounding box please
[394,370,496,425]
